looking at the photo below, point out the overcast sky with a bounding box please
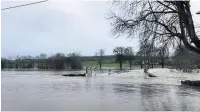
[1,0,200,58]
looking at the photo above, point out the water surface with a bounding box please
[1,71,200,111]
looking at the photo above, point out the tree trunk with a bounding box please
[9,62,12,68]
[129,60,132,69]
[99,63,102,70]
[16,63,18,69]
[141,64,143,69]
[22,62,24,68]
[46,63,48,69]
[177,2,200,54]
[37,61,39,68]
[120,60,122,70]
[161,63,164,68]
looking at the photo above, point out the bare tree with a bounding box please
[136,50,144,69]
[40,53,47,69]
[1,58,7,68]
[113,47,125,70]
[51,53,66,69]
[138,41,155,69]
[68,52,82,69]
[173,45,200,72]
[124,47,134,69]
[95,49,105,69]
[35,55,40,68]
[109,1,200,54]
[8,57,13,68]
[138,40,169,69]
[15,55,20,69]
[27,55,34,68]
[157,45,169,68]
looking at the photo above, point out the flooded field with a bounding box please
[1,70,200,111]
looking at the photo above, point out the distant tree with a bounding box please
[1,58,7,68]
[68,53,82,69]
[23,56,27,68]
[136,50,144,69]
[26,55,34,68]
[157,45,169,68]
[95,49,105,69]
[173,45,200,72]
[137,41,158,69]
[39,53,47,69]
[51,53,65,69]
[35,56,40,68]
[15,55,20,69]
[8,57,13,68]
[113,47,126,70]
[124,47,134,69]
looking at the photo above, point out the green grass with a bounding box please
[82,60,129,68]
[82,61,97,68]
[83,60,166,69]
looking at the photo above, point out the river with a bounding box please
[1,70,200,111]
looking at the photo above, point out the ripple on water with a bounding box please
[1,71,200,111]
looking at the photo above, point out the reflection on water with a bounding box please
[1,71,200,111]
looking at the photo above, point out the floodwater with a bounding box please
[1,70,200,111]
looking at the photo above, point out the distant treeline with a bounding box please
[81,55,115,61]
[1,53,139,70]
[1,53,82,70]
[3,46,199,71]
[1,53,163,70]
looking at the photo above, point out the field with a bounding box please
[82,60,166,70]
[82,61,129,68]
[82,60,135,69]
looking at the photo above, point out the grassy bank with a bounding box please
[83,60,168,70]
[83,60,133,69]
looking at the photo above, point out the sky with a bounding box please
[1,0,200,58]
